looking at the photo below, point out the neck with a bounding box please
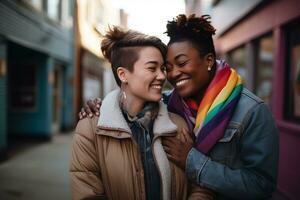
[190,89,206,104]
[190,65,217,104]
[121,89,145,117]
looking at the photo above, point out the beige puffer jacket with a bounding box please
[70,89,214,200]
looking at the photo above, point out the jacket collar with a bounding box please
[97,89,178,136]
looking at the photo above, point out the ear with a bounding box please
[204,53,215,66]
[117,67,129,83]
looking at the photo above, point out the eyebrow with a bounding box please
[174,54,187,60]
[166,54,187,65]
[145,61,160,65]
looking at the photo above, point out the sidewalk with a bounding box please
[0,133,73,200]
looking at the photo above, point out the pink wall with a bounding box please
[277,125,300,199]
[216,0,300,54]
[216,0,300,199]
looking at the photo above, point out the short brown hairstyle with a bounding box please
[101,26,167,86]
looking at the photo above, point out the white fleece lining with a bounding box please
[97,89,131,133]
[153,103,178,135]
[97,89,178,135]
[152,138,171,200]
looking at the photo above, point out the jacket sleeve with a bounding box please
[188,184,216,200]
[70,118,107,200]
[185,103,279,199]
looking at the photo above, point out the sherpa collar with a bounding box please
[97,89,178,136]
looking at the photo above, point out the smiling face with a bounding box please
[124,46,166,103]
[166,40,212,100]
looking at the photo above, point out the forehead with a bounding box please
[167,41,196,58]
[138,46,163,62]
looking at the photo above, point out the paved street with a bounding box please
[0,133,73,200]
[0,132,289,200]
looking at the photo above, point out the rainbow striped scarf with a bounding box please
[167,61,243,154]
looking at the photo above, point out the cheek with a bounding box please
[130,74,152,90]
[192,69,210,88]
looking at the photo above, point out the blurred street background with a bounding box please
[0,0,300,199]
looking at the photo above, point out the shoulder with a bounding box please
[75,117,99,141]
[232,88,264,120]
[233,88,276,129]
[240,88,264,105]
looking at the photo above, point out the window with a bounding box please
[286,20,300,122]
[26,0,43,11]
[228,46,247,86]
[47,0,61,21]
[255,34,274,106]
[9,63,38,110]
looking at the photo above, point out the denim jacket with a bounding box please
[164,88,279,200]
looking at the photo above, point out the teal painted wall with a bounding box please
[7,43,52,137]
[61,64,75,131]
[1,0,76,139]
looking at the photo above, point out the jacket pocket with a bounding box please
[209,128,238,165]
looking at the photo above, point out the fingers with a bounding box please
[95,98,102,109]
[83,105,93,118]
[166,153,177,163]
[163,145,171,153]
[182,127,194,144]
[80,107,87,118]
[162,138,182,158]
[85,100,98,117]
[162,137,178,147]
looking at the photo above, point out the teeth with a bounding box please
[176,79,189,86]
[152,85,162,89]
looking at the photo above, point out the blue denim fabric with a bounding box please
[122,111,161,200]
[164,88,279,200]
[186,88,279,199]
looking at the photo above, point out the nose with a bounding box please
[157,68,166,81]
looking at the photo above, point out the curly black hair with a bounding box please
[165,14,216,57]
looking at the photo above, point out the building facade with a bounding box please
[0,0,75,158]
[74,0,128,115]
[185,0,300,199]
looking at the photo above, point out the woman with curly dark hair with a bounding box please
[80,15,279,200]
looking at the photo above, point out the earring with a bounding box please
[122,79,127,83]
[122,91,127,100]
[208,66,211,71]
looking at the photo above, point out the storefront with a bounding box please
[0,0,75,158]
[214,0,300,198]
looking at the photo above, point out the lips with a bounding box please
[151,85,162,89]
[175,78,190,87]
[150,82,163,90]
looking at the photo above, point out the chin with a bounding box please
[147,94,162,102]
[175,88,193,98]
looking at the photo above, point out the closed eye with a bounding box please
[147,67,156,72]
[178,60,189,67]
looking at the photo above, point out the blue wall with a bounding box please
[61,63,75,131]
[7,44,52,137]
